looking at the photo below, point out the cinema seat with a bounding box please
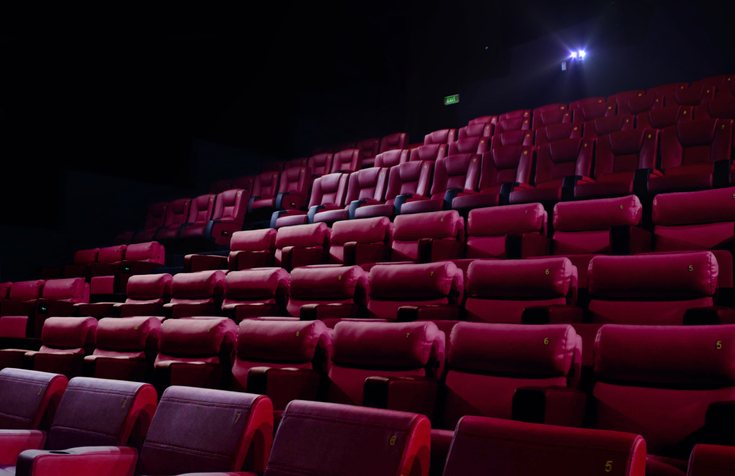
[696,97,735,124]
[491,129,534,148]
[0,368,67,431]
[162,270,226,318]
[113,273,172,317]
[399,154,481,214]
[248,166,311,218]
[373,148,408,168]
[152,197,191,242]
[207,188,248,246]
[668,84,716,107]
[354,160,434,218]
[156,193,215,242]
[687,445,735,476]
[424,128,457,145]
[572,98,617,122]
[127,201,167,244]
[221,268,290,322]
[232,319,331,411]
[442,416,646,476]
[535,123,583,147]
[610,89,646,115]
[331,148,362,173]
[313,167,389,224]
[379,132,408,153]
[57,248,99,280]
[637,105,694,130]
[583,114,635,138]
[307,152,334,177]
[274,222,331,270]
[649,82,690,106]
[448,136,489,155]
[532,103,572,129]
[469,114,496,125]
[184,228,277,273]
[357,137,380,167]
[328,216,392,266]
[154,317,237,391]
[391,210,464,263]
[85,316,161,382]
[465,203,548,259]
[272,173,348,228]
[458,122,493,140]
[0,280,45,333]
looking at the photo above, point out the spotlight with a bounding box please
[578,50,586,59]
[570,51,577,59]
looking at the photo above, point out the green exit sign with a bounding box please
[444,94,460,106]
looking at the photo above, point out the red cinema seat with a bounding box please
[232,176,255,199]
[86,316,161,382]
[448,136,489,155]
[669,84,716,107]
[458,122,493,140]
[391,210,464,263]
[532,103,572,129]
[399,154,481,214]
[232,319,331,411]
[464,258,577,324]
[610,89,646,115]
[0,280,45,338]
[379,132,408,153]
[59,248,99,280]
[571,98,617,122]
[307,153,334,177]
[373,149,408,168]
[272,173,348,228]
[89,241,165,297]
[246,170,282,217]
[583,114,635,138]
[162,270,226,318]
[249,165,312,218]
[425,128,457,145]
[637,105,694,130]
[696,97,735,124]
[287,265,369,327]
[491,129,534,149]
[313,167,389,224]
[222,268,290,322]
[152,197,191,242]
[687,445,735,476]
[328,216,393,266]
[535,123,583,147]
[206,188,248,246]
[154,317,237,391]
[443,416,646,476]
[355,160,434,218]
[357,137,380,168]
[77,272,172,318]
[128,201,168,244]
[274,222,331,270]
[184,228,276,272]
[331,149,362,173]
[409,143,447,163]
[0,368,67,430]
[157,193,215,242]
[649,82,690,107]
[469,114,497,125]
[85,245,127,295]
[494,113,532,137]
[466,203,548,259]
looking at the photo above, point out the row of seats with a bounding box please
[4,318,735,475]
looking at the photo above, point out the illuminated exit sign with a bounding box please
[444,94,459,106]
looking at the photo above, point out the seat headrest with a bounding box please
[42,278,87,301]
[393,210,462,241]
[331,217,391,246]
[653,187,735,226]
[9,280,45,301]
[448,323,577,377]
[275,223,330,249]
[594,324,735,386]
[230,228,277,252]
[73,248,99,266]
[42,317,97,349]
[468,203,545,237]
[225,268,289,300]
[159,318,237,356]
[125,241,164,263]
[290,265,368,301]
[588,252,718,299]
[0,368,68,430]
[237,320,330,362]
[369,262,462,300]
[467,258,575,299]
[97,245,127,264]
[126,274,173,300]
[332,321,441,368]
[554,195,642,231]
[172,270,226,299]
[96,316,161,351]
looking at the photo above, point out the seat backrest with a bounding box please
[170,270,226,302]
[573,99,617,122]
[569,96,607,111]
[186,194,216,225]
[469,115,497,125]
[425,128,457,145]
[409,143,447,163]
[584,114,635,138]
[444,415,646,476]
[308,153,334,177]
[223,268,289,308]
[535,123,583,147]
[268,400,430,476]
[8,280,45,302]
[594,129,658,180]
[392,210,464,262]
[587,252,718,325]
[42,278,89,303]
[0,368,68,430]
[459,122,493,139]
[72,248,98,266]
[660,118,733,171]
[367,261,464,320]
[494,114,532,135]
[379,132,408,153]
[448,136,489,155]
[672,84,715,107]
[648,82,689,106]
[344,167,389,204]
[466,203,546,259]
[307,173,349,208]
[157,317,237,362]
[687,444,735,476]
[384,161,434,202]
[478,145,534,190]
[430,154,481,197]
[287,265,369,316]
[443,322,581,427]
[232,176,255,194]
[357,137,380,161]
[288,157,309,168]
[490,130,534,149]
[45,376,157,450]
[142,202,168,230]
[328,321,445,405]
[278,166,311,197]
[94,316,160,355]
[97,245,127,264]
[636,105,693,129]
[125,273,173,302]
[534,138,594,186]
[230,228,277,253]
[331,149,362,173]
[610,90,646,115]
[695,96,735,120]
[252,171,281,200]
[464,258,577,323]
[40,316,96,353]
[532,103,571,129]
[163,198,191,227]
[136,386,273,475]
[212,189,247,223]
[125,241,165,264]
[374,149,408,168]
[329,216,392,264]
[593,324,735,457]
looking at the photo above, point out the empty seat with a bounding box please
[89,241,165,297]
[287,265,369,327]
[379,132,408,153]
[469,114,496,125]
[0,368,67,430]
[610,89,646,115]
[628,94,658,116]
[451,145,535,210]
[668,84,716,107]
[248,166,311,218]
[246,170,281,216]
[232,319,331,410]
[331,148,361,173]
[222,268,290,321]
[152,197,191,242]
[575,129,659,199]
[637,105,694,130]
[695,96,735,124]
[409,143,447,163]
[357,137,380,167]
[190,228,276,272]
[583,114,635,138]
[509,138,594,205]
[367,261,464,323]
[329,216,392,266]
[458,122,493,139]
[202,188,247,246]
[494,114,532,136]
[373,149,408,168]
[0,279,45,333]
[272,173,348,228]
[59,248,99,279]
[355,161,434,218]
[425,128,457,145]
[532,103,572,129]
[86,244,128,295]
[232,176,255,197]
[162,270,226,318]
[687,445,735,476]
[535,123,583,147]
[391,210,464,262]
[266,400,430,476]
[399,154,481,214]
[717,75,735,98]
[154,317,237,390]
[572,98,617,122]
[308,152,334,177]
[490,129,534,149]
[464,258,577,323]
[592,324,735,475]
[313,167,389,223]
[157,193,215,242]
[86,316,161,382]
[76,273,172,318]
[275,222,331,270]
[128,201,168,244]
[648,118,733,194]
[328,321,444,415]
[18,317,97,377]
[443,416,645,476]
[466,203,548,259]
[448,136,489,155]
[649,82,690,106]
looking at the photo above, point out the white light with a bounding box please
[579,50,586,58]
[570,51,578,59]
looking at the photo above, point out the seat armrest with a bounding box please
[684,307,735,325]
[610,226,652,255]
[512,386,587,428]
[499,182,522,203]
[705,401,735,446]
[246,367,323,411]
[270,210,288,228]
[300,303,362,322]
[307,204,326,223]
[0,430,46,465]
[634,168,656,195]
[562,176,593,200]
[247,196,261,214]
[714,160,733,189]
[15,446,138,476]
[522,305,585,324]
[363,376,438,418]
[396,304,460,322]
[274,192,290,211]
[442,188,464,210]
[348,199,369,219]
[393,194,415,215]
